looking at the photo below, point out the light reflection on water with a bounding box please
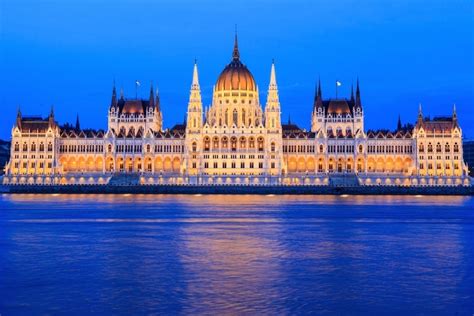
[0,194,473,314]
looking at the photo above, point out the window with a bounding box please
[47,142,53,152]
[14,143,19,152]
[271,142,275,152]
[22,143,28,151]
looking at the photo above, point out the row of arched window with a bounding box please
[201,136,266,152]
[419,142,459,154]
[14,142,52,152]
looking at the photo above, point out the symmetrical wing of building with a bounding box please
[3,36,471,186]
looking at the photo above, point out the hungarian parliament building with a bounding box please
[3,36,471,187]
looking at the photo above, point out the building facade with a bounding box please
[3,36,471,186]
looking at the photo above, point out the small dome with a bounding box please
[327,100,351,115]
[215,35,256,92]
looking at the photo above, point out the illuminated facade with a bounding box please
[3,36,471,186]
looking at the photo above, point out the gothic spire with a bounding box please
[418,103,423,124]
[192,59,200,89]
[120,86,124,99]
[355,78,362,108]
[111,81,117,107]
[232,30,240,61]
[317,78,322,98]
[453,103,457,123]
[351,83,355,102]
[75,113,80,131]
[397,114,402,131]
[269,59,277,89]
[149,81,155,109]
[155,88,161,111]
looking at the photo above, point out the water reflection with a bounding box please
[0,194,473,314]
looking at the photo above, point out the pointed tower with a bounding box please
[75,114,81,131]
[16,106,22,129]
[452,103,458,125]
[355,78,362,109]
[417,103,423,124]
[148,82,155,109]
[110,82,118,109]
[186,60,203,134]
[49,105,55,127]
[311,79,324,132]
[397,115,402,131]
[265,60,281,131]
[350,83,355,102]
[153,87,163,131]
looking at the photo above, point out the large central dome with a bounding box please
[215,35,256,92]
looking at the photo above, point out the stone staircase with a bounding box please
[328,173,360,187]
[108,173,141,186]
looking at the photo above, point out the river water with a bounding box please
[0,194,473,315]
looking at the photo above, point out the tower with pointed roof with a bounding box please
[265,60,281,131]
[186,60,203,133]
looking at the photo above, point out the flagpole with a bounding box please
[135,80,138,99]
[336,80,338,99]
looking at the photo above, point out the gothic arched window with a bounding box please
[233,109,238,126]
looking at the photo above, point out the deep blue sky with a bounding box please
[0,0,473,139]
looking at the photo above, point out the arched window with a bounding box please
[257,137,264,152]
[225,109,229,126]
[192,142,197,152]
[204,137,210,151]
[359,145,363,153]
[146,144,151,153]
[436,142,441,153]
[239,137,246,149]
[108,144,112,152]
[419,143,425,153]
[445,143,450,153]
[427,143,433,153]
[39,142,44,151]
[31,142,36,151]
[271,118,275,128]
[22,142,28,151]
[319,144,324,153]
[454,143,459,153]
[242,110,246,126]
[233,109,238,126]
[271,142,276,152]
[14,142,19,152]
[213,137,219,149]
[231,137,237,151]
[249,137,255,149]
[47,142,53,152]
[221,137,228,149]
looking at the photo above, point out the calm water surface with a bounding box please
[0,194,473,315]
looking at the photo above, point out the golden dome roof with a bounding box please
[215,35,256,92]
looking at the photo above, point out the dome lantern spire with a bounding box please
[232,28,240,61]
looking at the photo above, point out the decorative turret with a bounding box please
[350,83,355,102]
[232,32,240,61]
[311,79,324,132]
[75,113,81,131]
[397,114,402,131]
[186,60,203,133]
[16,106,22,128]
[417,103,423,124]
[355,78,362,110]
[148,82,155,110]
[154,88,163,131]
[110,81,118,109]
[265,60,281,131]
[49,105,55,127]
[452,103,458,125]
